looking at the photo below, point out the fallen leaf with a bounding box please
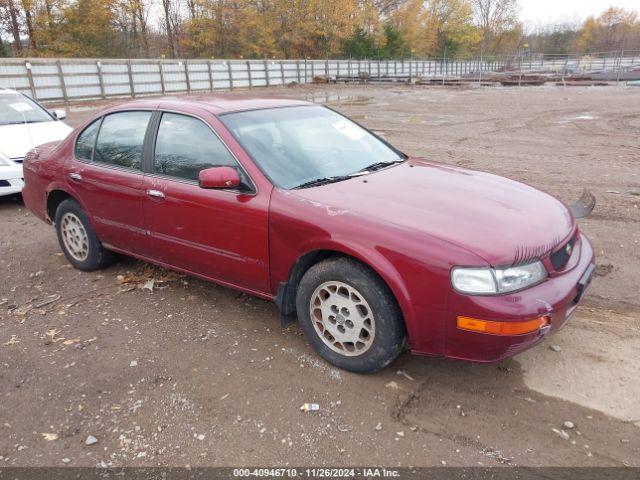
[3,335,20,346]
[35,294,61,309]
[396,370,415,381]
[11,305,31,316]
[45,328,60,339]
[41,433,59,441]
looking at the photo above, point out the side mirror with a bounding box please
[199,166,240,189]
[50,109,67,120]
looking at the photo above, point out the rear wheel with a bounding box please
[295,257,405,373]
[55,199,114,271]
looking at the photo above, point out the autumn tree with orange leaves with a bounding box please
[0,0,637,59]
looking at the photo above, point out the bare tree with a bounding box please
[43,0,54,29]
[374,0,406,17]
[471,0,518,47]
[185,0,196,20]
[161,0,180,57]
[2,0,23,53]
[133,0,149,55]
[21,0,36,50]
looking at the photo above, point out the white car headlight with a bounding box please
[452,261,548,295]
[0,156,10,166]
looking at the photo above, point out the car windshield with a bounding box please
[0,93,52,126]
[220,105,404,189]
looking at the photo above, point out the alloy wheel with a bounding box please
[309,281,376,356]
[60,212,89,262]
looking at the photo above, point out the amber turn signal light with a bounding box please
[457,315,549,336]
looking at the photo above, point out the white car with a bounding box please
[0,88,73,196]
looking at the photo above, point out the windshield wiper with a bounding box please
[356,158,405,174]
[294,159,405,189]
[294,175,353,189]
[5,119,46,125]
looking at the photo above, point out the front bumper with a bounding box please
[444,233,595,362]
[0,163,24,196]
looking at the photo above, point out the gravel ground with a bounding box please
[0,84,638,468]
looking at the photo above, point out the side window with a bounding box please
[74,118,101,161]
[154,113,238,181]
[94,111,151,170]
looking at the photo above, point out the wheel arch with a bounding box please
[274,246,413,331]
[46,189,78,222]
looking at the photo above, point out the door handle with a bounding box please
[146,189,165,199]
[69,172,82,182]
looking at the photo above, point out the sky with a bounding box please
[519,0,640,28]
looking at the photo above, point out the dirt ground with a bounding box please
[0,84,638,468]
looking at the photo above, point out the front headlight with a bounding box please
[0,156,10,166]
[452,261,548,295]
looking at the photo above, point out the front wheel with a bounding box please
[295,257,406,373]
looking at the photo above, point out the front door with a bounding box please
[142,112,270,295]
[67,110,153,256]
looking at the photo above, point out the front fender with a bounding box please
[272,233,445,353]
[290,237,414,324]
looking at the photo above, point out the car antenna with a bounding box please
[12,73,38,156]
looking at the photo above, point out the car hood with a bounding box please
[0,121,72,159]
[290,159,574,266]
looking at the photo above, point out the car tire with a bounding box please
[54,198,114,271]
[295,256,406,374]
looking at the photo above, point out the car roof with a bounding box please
[112,96,314,116]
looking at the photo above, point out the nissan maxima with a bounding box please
[22,98,595,373]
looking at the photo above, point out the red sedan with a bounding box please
[22,98,595,373]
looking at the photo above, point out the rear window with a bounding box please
[93,111,152,170]
[74,118,101,161]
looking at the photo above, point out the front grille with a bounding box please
[12,157,24,164]
[550,235,577,270]
[0,180,10,187]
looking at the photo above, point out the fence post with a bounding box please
[184,60,191,93]
[295,60,301,83]
[227,61,234,90]
[158,60,166,94]
[310,60,315,81]
[616,50,624,83]
[126,59,135,98]
[280,61,285,85]
[325,59,329,77]
[207,60,214,91]
[97,61,106,99]
[264,60,270,87]
[55,60,68,103]
[246,60,253,88]
[24,60,36,98]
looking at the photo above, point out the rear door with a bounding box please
[142,111,270,294]
[67,110,153,256]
